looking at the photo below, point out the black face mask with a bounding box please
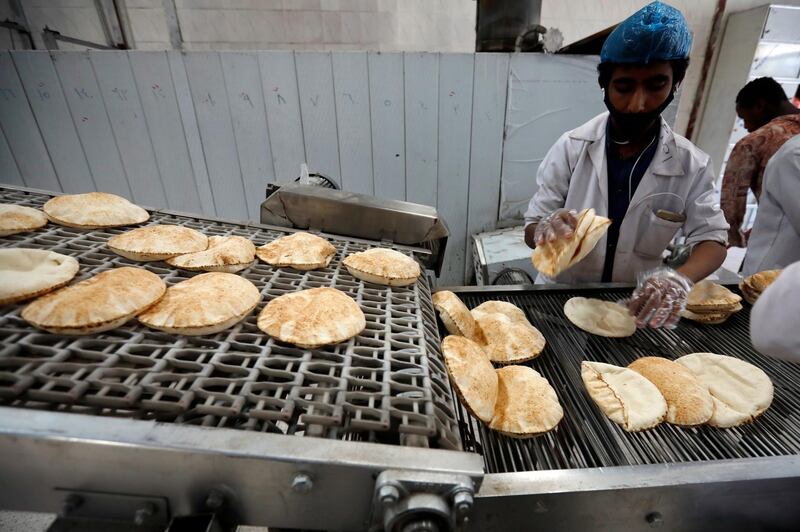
[604,88,675,141]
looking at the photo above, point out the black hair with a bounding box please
[597,58,690,89]
[736,77,789,108]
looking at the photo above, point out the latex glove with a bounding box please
[627,267,693,329]
[533,209,578,246]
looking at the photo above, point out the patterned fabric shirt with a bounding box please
[720,113,800,247]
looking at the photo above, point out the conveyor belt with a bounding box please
[445,286,800,474]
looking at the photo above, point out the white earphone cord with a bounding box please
[628,134,659,202]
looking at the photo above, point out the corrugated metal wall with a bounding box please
[0,50,607,284]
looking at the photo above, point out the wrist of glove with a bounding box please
[533,208,578,246]
[627,267,693,329]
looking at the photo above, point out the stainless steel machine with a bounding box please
[2,184,800,532]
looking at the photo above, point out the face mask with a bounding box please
[604,88,675,141]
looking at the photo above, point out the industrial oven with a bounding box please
[1,184,800,532]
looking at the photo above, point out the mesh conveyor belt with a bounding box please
[0,187,461,450]
[446,287,800,474]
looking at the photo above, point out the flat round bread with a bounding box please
[0,249,79,305]
[474,313,545,364]
[256,232,335,271]
[107,225,208,261]
[581,361,667,431]
[490,365,562,438]
[686,280,742,312]
[342,248,421,286]
[257,287,365,348]
[744,269,781,293]
[564,297,636,337]
[441,335,498,424]
[532,209,611,278]
[43,192,149,229]
[675,353,773,428]
[138,272,259,335]
[21,267,165,335]
[680,303,742,324]
[0,205,48,236]
[431,291,483,343]
[628,357,713,426]
[471,301,528,325]
[166,235,255,273]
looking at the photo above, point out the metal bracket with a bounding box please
[56,489,169,526]
[371,470,475,532]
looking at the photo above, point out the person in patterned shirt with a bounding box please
[720,77,800,247]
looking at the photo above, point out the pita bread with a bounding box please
[441,335,498,424]
[0,249,79,305]
[166,235,255,273]
[342,248,421,286]
[740,270,781,304]
[686,280,742,312]
[257,287,365,348]
[21,267,165,335]
[471,301,528,325]
[675,353,773,428]
[0,205,48,236]
[431,291,483,343]
[739,282,760,305]
[107,225,208,261]
[255,232,335,271]
[490,365,563,438]
[531,209,611,277]
[680,303,742,324]
[628,357,713,426]
[138,272,259,335]
[581,361,667,431]
[473,313,545,364]
[43,192,149,229]
[564,297,636,337]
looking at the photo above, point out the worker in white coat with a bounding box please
[741,134,800,276]
[750,261,800,362]
[523,2,728,329]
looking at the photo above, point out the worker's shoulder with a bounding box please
[670,129,712,168]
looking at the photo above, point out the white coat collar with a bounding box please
[569,112,685,178]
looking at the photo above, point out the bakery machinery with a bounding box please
[2,184,800,532]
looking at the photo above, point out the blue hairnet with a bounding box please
[600,1,692,64]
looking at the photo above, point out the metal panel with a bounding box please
[166,50,216,216]
[220,52,276,220]
[11,52,95,194]
[763,6,800,43]
[90,51,167,209]
[0,127,23,187]
[403,52,439,207]
[0,52,60,191]
[499,54,604,220]
[465,54,510,281]
[183,52,248,220]
[51,51,132,198]
[129,51,203,214]
[368,52,405,201]
[258,51,306,182]
[295,52,342,186]
[436,54,475,286]
[331,51,373,195]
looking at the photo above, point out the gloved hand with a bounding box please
[627,267,693,329]
[533,208,578,246]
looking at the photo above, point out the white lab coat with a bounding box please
[524,112,728,283]
[741,134,800,276]
[750,260,800,362]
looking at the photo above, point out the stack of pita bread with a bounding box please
[564,297,636,337]
[343,248,421,286]
[582,353,772,431]
[257,287,366,348]
[531,208,611,278]
[432,291,546,363]
[739,269,781,305]
[441,335,563,438]
[0,205,48,236]
[256,232,335,271]
[0,249,79,305]
[43,192,149,229]
[680,280,742,324]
